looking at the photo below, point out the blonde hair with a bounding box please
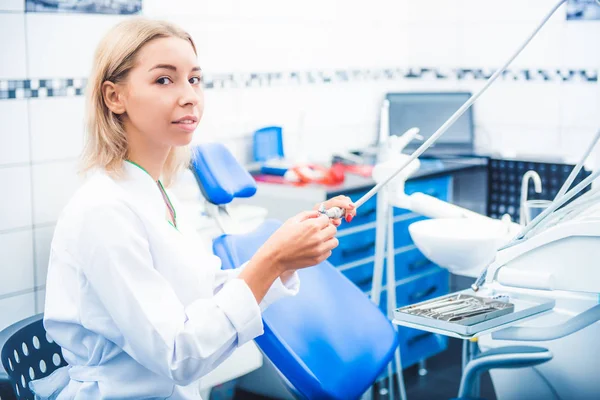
[81,18,196,187]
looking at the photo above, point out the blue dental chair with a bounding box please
[190,143,399,399]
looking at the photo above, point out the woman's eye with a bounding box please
[156,77,172,85]
[189,76,202,85]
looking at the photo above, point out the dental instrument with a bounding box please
[398,293,516,327]
[319,0,569,222]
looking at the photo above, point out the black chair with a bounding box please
[0,314,67,400]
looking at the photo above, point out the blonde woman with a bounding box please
[32,18,356,399]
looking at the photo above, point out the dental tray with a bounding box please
[398,293,514,325]
[393,289,555,338]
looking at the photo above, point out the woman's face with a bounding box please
[118,36,204,148]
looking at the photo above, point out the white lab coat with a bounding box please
[32,162,299,399]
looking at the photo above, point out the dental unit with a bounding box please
[318,0,600,398]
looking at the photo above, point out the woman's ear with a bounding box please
[102,81,126,115]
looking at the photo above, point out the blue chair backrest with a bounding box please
[213,220,399,400]
[0,314,67,400]
[189,143,257,205]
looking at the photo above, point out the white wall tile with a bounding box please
[26,14,128,78]
[475,123,562,160]
[143,0,237,18]
[326,21,410,69]
[405,24,461,67]
[338,0,409,23]
[29,97,86,162]
[0,99,30,165]
[559,82,600,129]
[235,87,305,142]
[406,0,460,23]
[561,22,600,68]
[222,136,253,165]
[301,122,378,163]
[233,21,337,71]
[460,21,564,68]
[237,0,341,21]
[192,89,242,142]
[559,126,600,167]
[0,166,32,231]
[35,289,46,314]
[472,81,561,128]
[300,84,381,129]
[32,160,82,225]
[0,230,34,297]
[0,13,27,79]
[459,0,567,23]
[34,225,55,288]
[0,292,35,332]
[169,17,242,73]
[0,0,25,12]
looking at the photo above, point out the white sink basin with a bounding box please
[408,218,518,277]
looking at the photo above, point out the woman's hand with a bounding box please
[261,210,338,273]
[241,210,338,303]
[313,195,357,226]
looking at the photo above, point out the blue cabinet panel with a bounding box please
[330,228,376,266]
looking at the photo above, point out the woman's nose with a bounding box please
[178,82,200,107]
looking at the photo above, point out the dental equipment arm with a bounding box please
[492,303,600,341]
[321,0,568,221]
[393,193,492,221]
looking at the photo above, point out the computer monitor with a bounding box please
[385,92,475,157]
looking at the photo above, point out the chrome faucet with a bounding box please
[520,170,543,225]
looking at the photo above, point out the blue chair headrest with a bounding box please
[190,143,257,205]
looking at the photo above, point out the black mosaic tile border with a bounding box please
[0,67,597,100]
[0,78,87,99]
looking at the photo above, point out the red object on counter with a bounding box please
[339,163,374,177]
[253,174,306,186]
[290,163,345,186]
[253,162,373,186]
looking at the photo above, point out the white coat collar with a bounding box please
[119,160,173,224]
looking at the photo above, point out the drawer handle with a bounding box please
[409,286,438,303]
[407,332,433,346]
[359,208,377,219]
[408,259,430,272]
[341,241,376,257]
[355,277,373,289]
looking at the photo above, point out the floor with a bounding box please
[233,338,497,400]
[388,338,496,400]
